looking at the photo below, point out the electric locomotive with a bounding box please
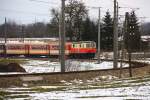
[0,41,96,58]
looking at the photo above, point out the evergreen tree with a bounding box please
[81,17,97,42]
[124,11,141,52]
[101,11,113,51]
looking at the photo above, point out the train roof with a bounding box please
[0,41,72,45]
[0,42,48,45]
[72,41,96,43]
[0,38,59,44]
[0,38,58,41]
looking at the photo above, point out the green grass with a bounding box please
[0,91,10,96]
[14,86,67,93]
[0,91,10,99]
[0,58,28,65]
[6,95,29,99]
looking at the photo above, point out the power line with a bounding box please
[119,6,140,11]
[87,6,114,15]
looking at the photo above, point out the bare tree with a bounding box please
[50,0,88,41]
[65,0,88,41]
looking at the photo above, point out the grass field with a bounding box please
[0,58,28,65]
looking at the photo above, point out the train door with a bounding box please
[46,45,50,56]
[0,44,5,56]
[66,43,71,55]
[25,44,30,56]
[76,43,80,53]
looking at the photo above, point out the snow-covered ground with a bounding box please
[21,60,60,73]
[1,75,150,100]
[20,59,129,73]
[0,57,149,75]
[134,58,150,64]
[0,58,150,99]
[29,86,150,100]
[0,57,148,74]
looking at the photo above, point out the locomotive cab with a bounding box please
[70,41,96,58]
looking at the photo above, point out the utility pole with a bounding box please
[98,7,101,63]
[129,12,133,77]
[89,6,101,63]
[4,17,7,58]
[59,13,61,61]
[22,25,25,43]
[120,13,127,78]
[113,0,118,69]
[119,28,123,78]
[60,0,66,72]
[124,12,132,77]
[4,17,7,44]
[117,2,119,58]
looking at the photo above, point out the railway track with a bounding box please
[0,56,148,77]
[0,55,98,62]
[0,61,149,88]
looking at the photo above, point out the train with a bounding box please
[0,41,96,58]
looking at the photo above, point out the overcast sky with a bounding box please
[0,0,150,24]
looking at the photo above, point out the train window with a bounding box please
[84,44,86,48]
[86,43,91,48]
[79,44,81,48]
[72,43,79,48]
[75,44,78,48]
[93,42,96,48]
[81,43,85,48]
[72,44,75,48]
[76,44,79,48]
[32,46,39,49]
[81,44,84,48]
[31,45,46,50]
[7,45,25,50]
[51,45,59,50]
[91,43,94,48]
[72,43,85,48]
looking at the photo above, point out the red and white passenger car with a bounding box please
[0,41,96,58]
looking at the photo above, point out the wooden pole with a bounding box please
[4,17,7,58]
[113,0,118,68]
[60,0,66,72]
[98,7,101,63]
